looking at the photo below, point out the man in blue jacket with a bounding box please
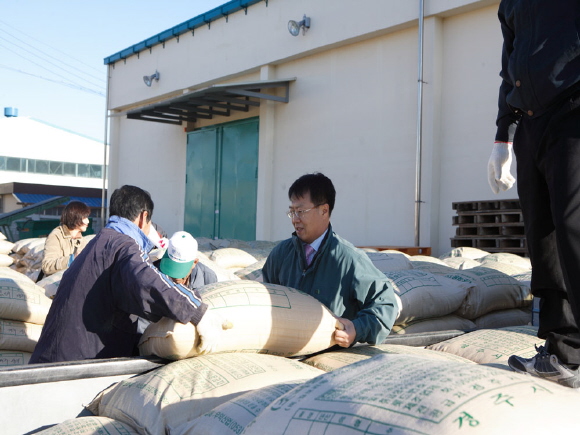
[262,173,398,347]
[30,185,228,363]
[487,0,580,387]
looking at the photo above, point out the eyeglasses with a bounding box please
[287,205,321,219]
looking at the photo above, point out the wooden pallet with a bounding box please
[450,199,528,256]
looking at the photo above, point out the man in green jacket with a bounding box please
[262,172,398,347]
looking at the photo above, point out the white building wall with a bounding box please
[106,0,513,256]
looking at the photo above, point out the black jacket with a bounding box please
[496,0,580,142]
[30,228,207,363]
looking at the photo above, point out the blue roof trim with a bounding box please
[15,194,103,208]
[104,0,265,65]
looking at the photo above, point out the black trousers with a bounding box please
[514,93,580,365]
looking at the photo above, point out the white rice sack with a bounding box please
[426,325,543,365]
[445,267,532,319]
[0,350,32,366]
[474,308,532,329]
[477,253,532,270]
[12,237,45,255]
[410,261,457,275]
[0,240,14,255]
[36,269,65,299]
[234,259,266,282]
[0,319,43,352]
[242,353,580,435]
[442,256,481,269]
[302,343,475,372]
[477,260,529,275]
[196,251,240,282]
[391,315,476,335]
[439,246,489,260]
[385,270,473,325]
[0,266,34,283]
[0,277,52,324]
[172,382,304,435]
[139,281,339,360]
[210,248,258,271]
[365,251,413,272]
[35,417,140,435]
[409,255,447,265]
[0,254,14,267]
[88,353,325,435]
[511,271,532,288]
[0,231,6,240]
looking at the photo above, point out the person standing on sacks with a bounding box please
[30,185,229,363]
[262,172,398,347]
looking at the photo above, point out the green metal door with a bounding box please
[185,118,258,240]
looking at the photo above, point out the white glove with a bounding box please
[487,141,516,194]
[195,311,233,355]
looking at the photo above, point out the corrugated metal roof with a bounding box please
[104,0,265,65]
[14,193,102,208]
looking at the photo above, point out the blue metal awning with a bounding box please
[13,193,102,208]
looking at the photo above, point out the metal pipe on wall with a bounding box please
[414,0,425,247]
[100,65,110,227]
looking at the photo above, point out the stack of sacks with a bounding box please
[386,269,477,333]
[0,267,52,365]
[9,237,46,280]
[86,353,325,435]
[396,249,533,333]
[0,232,15,267]
[138,281,340,360]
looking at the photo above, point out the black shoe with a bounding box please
[508,344,580,388]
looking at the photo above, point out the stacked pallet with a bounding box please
[450,199,528,256]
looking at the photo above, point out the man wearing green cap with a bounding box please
[154,231,217,290]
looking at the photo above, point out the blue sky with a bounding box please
[0,0,225,141]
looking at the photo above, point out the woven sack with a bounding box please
[0,240,14,255]
[36,269,65,299]
[385,270,472,325]
[241,353,580,435]
[477,253,532,270]
[209,248,258,271]
[474,308,532,329]
[426,325,543,365]
[0,319,43,352]
[0,350,32,366]
[171,382,304,435]
[234,259,266,282]
[410,261,457,275]
[365,251,412,273]
[139,281,339,360]
[391,315,476,335]
[0,255,13,267]
[35,417,139,435]
[196,251,240,281]
[302,343,475,372]
[445,267,531,319]
[0,276,52,324]
[442,256,481,269]
[88,353,325,435]
[439,246,489,260]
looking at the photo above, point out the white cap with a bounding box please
[159,231,198,279]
